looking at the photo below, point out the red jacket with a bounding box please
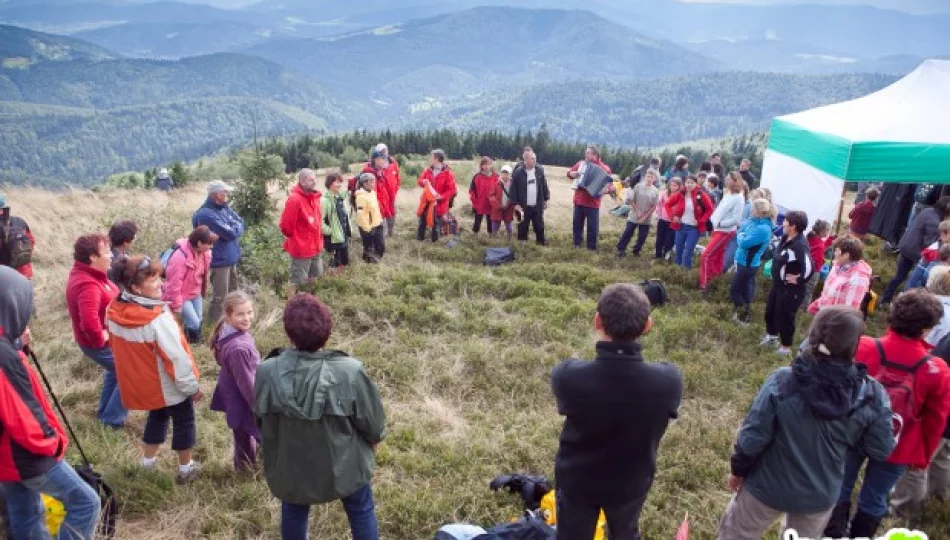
[362,162,399,219]
[665,189,715,233]
[807,234,832,269]
[469,172,497,215]
[849,201,876,235]
[66,262,119,350]
[488,178,515,222]
[279,185,323,259]
[418,166,457,217]
[0,343,68,482]
[856,332,950,468]
[569,160,614,209]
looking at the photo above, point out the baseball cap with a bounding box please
[501,165,512,174]
[207,180,235,195]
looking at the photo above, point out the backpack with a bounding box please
[159,243,181,276]
[0,216,33,268]
[861,290,878,319]
[639,279,669,307]
[874,339,931,444]
[441,211,459,237]
[484,247,515,266]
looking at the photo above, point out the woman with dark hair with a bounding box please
[825,289,950,538]
[65,233,126,429]
[807,236,872,315]
[162,225,217,344]
[664,155,690,181]
[719,307,894,539]
[107,255,202,484]
[469,156,497,235]
[255,294,386,540]
[760,210,814,355]
[665,175,714,269]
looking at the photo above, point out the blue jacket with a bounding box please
[192,198,245,268]
[734,216,772,269]
[732,356,895,513]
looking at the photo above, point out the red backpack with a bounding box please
[874,339,932,444]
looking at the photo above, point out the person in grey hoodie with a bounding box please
[882,196,950,304]
[718,307,895,540]
[699,172,746,291]
[616,169,660,258]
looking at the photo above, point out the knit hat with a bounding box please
[207,180,235,195]
[807,306,866,360]
[0,192,7,209]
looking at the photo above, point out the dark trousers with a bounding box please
[417,214,442,242]
[142,398,196,451]
[473,213,488,234]
[572,205,600,250]
[327,241,350,268]
[281,483,379,540]
[765,285,805,347]
[556,489,645,540]
[617,223,651,255]
[882,254,917,303]
[730,264,758,307]
[232,428,259,472]
[360,226,385,261]
[654,219,675,259]
[517,205,546,245]
[838,451,907,518]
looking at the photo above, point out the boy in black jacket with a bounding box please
[760,210,814,355]
[551,283,683,539]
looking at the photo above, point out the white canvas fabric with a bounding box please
[761,149,844,228]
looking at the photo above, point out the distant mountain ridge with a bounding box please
[0,24,114,66]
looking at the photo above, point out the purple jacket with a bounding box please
[210,325,261,438]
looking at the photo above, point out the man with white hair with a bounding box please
[156,168,174,191]
[280,168,324,290]
[193,180,245,322]
[510,147,550,245]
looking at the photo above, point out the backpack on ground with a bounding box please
[441,211,459,237]
[0,216,33,268]
[638,279,669,307]
[874,339,930,444]
[484,248,515,266]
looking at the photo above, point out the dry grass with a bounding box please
[4,164,946,539]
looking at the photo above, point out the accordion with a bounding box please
[578,163,611,196]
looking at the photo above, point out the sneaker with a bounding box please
[617,251,626,258]
[776,347,792,356]
[759,335,779,347]
[176,462,202,485]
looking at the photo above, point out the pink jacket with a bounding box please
[808,260,872,315]
[162,239,211,312]
[656,190,672,222]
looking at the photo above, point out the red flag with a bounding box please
[675,513,689,540]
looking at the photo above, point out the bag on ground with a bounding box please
[1,216,33,268]
[484,248,515,266]
[638,279,669,307]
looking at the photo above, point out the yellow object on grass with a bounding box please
[42,493,66,535]
[539,491,606,540]
[612,180,626,202]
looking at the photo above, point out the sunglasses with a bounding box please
[126,256,152,289]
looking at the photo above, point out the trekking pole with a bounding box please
[26,347,92,468]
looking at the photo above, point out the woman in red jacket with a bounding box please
[665,175,714,269]
[825,289,950,538]
[65,233,126,429]
[469,156,497,235]
[488,165,516,239]
[416,149,457,243]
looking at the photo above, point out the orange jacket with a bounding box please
[107,293,200,411]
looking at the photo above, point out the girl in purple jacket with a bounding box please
[209,291,261,471]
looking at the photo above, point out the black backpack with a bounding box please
[484,247,515,266]
[0,216,33,268]
[639,279,669,307]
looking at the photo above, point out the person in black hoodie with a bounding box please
[551,283,683,539]
[760,210,814,356]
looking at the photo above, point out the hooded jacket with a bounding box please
[898,207,942,262]
[355,188,382,233]
[856,332,950,468]
[849,200,876,235]
[469,172,497,215]
[710,193,745,233]
[665,188,714,233]
[162,239,211,312]
[192,198,245,268]
[418,166,457,217]
[321,190,351,245]
[361,161,399,219]
[488,177,515,222]
[210,324,261,438]
[735,217,773,269]
[731,356,895,513]
[0,215,35,279]
[279,185,324,259]
[66,261,119,350]
[107,292,200,411]
[0,267,68,482]
[808,260,873,315]
[254,349,386,505]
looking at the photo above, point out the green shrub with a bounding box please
[232,151,286,228]
[239,222,289,295]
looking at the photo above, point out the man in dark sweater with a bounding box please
[551,283,683,539]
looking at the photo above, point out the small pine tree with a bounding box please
[233,150,286,228]
[170,161,192,187]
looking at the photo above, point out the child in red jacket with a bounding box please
[849,188,879,239]
[802,220,833,310]
[664,175,714,269]
[469,157,497,235]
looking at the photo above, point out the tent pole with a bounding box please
[835,182,848,235]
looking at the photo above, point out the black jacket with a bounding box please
[898,207,941,262]
[772,233,814,292]
[509,164,550,209]
[552,341,682,506]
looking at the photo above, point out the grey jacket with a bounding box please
[898,207,941,262]
[731,355,895,513]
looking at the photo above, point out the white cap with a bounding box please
[501,165,512,174]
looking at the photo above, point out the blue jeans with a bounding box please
[838,451,907,518]
[2,460,101,540]
[674,225,701,268]
[79,346,127,428]
[723,235,738,272]
[180,295,203,331]
[905,261,937,291]
[281,483,379,540]
[572,205,600,250]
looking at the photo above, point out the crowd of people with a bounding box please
[1,140,950,540]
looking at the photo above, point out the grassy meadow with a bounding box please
[5,160,947,539]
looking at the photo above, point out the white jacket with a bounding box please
[711,193,745,233]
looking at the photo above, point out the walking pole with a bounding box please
[835,182,848,235]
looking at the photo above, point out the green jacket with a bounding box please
[321,191,351,245]
[254,349,386,505]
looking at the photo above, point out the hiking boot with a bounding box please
[617,251,626,258]
[759,335,779,347]
[823,501,850,538]
[848,509,883,539]
[176,462,202,485]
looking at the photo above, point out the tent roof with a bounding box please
[778,59,950,144]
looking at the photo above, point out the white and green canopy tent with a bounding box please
[761,59,950,229]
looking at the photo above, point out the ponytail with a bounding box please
[208,290,254,352]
